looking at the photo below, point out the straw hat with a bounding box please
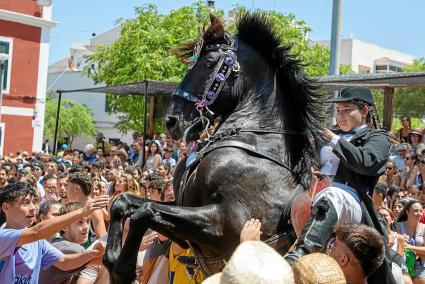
[292,253,346,284]
[203,241,294,284]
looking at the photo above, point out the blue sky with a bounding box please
[49,0,425,65]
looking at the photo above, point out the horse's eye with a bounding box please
[205,58,216,68]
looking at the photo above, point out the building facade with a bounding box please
[0,0,57,156]
[313,38,416,73]
[47,26,134,150]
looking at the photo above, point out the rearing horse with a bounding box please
[104,12,327,283]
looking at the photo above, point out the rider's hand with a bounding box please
[324,128,338,140]
[240,218,262,243]
[83,195,110,215]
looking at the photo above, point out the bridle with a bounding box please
[172,34,240,140]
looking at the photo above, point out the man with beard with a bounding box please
[58,174,70,205]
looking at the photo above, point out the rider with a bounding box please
[285,87,391,271]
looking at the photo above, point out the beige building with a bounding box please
[313,37,417,73]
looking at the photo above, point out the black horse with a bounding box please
[104,13,327,283]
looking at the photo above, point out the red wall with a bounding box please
[2,115,34,155]
[0,20,40,109]
[0,1,43,18]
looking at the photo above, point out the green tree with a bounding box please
[44,92,96,147]
[85,2,348,133]
[394,58,425,119]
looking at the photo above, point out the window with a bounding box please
[0,37,12,93]
[375,65,388,71]
[389,65,402,72]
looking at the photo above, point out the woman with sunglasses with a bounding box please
[379,161,402,188]
[396,200,425,283]
[399,115,412,144]
[286,87,392,282]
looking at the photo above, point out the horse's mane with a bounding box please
[236,13,327,186]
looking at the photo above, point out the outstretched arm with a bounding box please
[17,196,110,247]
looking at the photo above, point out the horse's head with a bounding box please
[165,15,242,141]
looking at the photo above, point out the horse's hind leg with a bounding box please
[112,202,227,283]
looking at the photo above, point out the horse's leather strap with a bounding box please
[202,140,294,174]
[177,140,293,206]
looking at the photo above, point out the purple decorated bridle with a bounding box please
[172,35,240,117]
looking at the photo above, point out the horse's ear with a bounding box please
[206,14,225,40]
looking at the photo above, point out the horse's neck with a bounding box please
[216,91,285,152]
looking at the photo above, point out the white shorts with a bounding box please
[313,186,362,224]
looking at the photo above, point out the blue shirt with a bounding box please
[0,228,63,284]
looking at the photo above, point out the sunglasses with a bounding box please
[405,157,411,160]
[326,237,350,261]
[386,167,394,170]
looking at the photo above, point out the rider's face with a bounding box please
[335,102,368,132]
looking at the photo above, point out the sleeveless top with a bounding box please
[145,155,155,170]
[397,222,425,247]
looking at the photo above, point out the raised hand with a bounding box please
[240,218,262,243]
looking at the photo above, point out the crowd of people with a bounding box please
[0,113,424,284]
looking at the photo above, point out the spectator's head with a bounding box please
[293,253,346,284]
[0,182,37,228]
[387,185,402,206]
[163,147,173,159]
[32,161,43,178]
[59,201,89,244]
[113,173,139,196]
[160,180,175,202]
[0,166,9,184]
[19,165,32,178]
[125,166,140,180]
[67,172,93,199]
[91,161,104,174]
[397,199,422,223]
[400,115,411,128]
[148,141,161,156]
[384,161,398,177]
[392,198,409,218]
[57,174,69,200]
[410,129,423,145]
[106,169,117,182]
[38,199,61,222]
[203,241,294,284]
[147,179,165,201]
[44,176,59,201]
[327,223,385,279]
[44,159,57,176]
[96,148,104,158]
[377,207,395,230]
[84,144,95,156]
[397,144,408,157]
[372,183,387,207]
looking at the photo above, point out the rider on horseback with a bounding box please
[285,87,390,272]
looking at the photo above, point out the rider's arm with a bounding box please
[331,129,390,176]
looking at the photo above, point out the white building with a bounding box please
[313,37,416,73]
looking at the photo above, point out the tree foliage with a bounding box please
[85,2,350,133]
[394,58,425,119]
[44,92,96,147]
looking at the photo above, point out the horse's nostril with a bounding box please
[165,116,178,129]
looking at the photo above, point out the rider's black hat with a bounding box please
[329,86,374,106]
